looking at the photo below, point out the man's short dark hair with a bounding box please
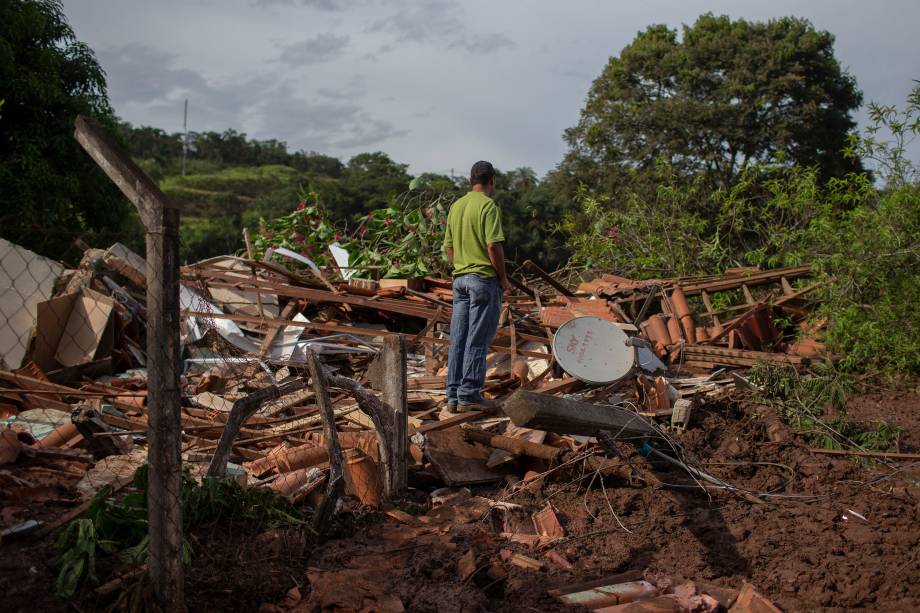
[470,160,496,185]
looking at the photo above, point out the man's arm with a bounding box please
[446,247,453,266]
[487,242,511,294]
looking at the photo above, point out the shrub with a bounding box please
[559,83,920,375]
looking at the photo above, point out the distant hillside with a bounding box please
[118,122,570,268]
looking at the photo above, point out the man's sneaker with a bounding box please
[446,402,459,414]
[457,398,502,413]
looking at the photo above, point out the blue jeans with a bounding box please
[447,274,502,404]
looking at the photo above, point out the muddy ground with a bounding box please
[2,392,919,612]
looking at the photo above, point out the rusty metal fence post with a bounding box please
[74,116,184,610]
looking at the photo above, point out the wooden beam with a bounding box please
[502,390,657,437]
[808,448,920,461]
[462,427,564,462]
[242,227,266,318]
[257,299,299,357]
[523,260,574,297]
[307,349,346,532]
[183,276,437,320]
[74,114,184,612]
[378,335,408,497]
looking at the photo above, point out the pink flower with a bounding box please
[439,217,447,227]
[424,208,432,218]
[358,226,368,237]
[384,218,394,226]
[334,233,342,242]
[296,201,306,211]
[367,212,374,220]
[294,232,305,243]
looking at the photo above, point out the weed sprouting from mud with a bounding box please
[749,361,903,452]
[54,465,305,598]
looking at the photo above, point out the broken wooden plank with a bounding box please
[462,426,563,463]
[306,349,346,533]
[206,379,306,477]
[258,299,299,357]
[426,428,503,486]
[414,410,486,434]
[378,335,407,497]
[808,448,920,461]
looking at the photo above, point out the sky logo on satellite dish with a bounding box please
[564,329,593,365]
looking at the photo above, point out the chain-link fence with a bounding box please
[0,117,411,611]
[0,116,186,610]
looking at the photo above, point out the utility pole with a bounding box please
[181,99,188,177]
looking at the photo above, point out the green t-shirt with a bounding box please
[442,191,505,278]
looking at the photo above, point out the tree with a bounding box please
[557,14,863,197]
[493,168,570,271]
[0,0,138,260]
[339,152,411,218]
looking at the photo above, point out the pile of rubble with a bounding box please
[0,237,842,611]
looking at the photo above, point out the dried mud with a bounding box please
[2,393,919,612]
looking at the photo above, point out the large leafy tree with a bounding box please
[557,14,863,197]
[0,0,138,260]
[339,152,411,217]
[493,168,570,271]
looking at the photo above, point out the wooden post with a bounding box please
[242,227,266,318]
[379,335,407,497]
[306,349,345,532]
[74,115,184,611]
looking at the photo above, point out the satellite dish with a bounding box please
[552,316,635,384]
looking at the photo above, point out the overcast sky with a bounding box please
[62,0,919,177]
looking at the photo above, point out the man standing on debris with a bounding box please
[443,160,511,413]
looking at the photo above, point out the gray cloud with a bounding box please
[448,33,515,54]
[368,0,515,53]
[276,33,349,66]
[99,43,402,152]
[100,43,208,103]
[64,0,920,175]
[368,0,457,42]
[316,75,366,99]
[255,83,407,150]
[251,0,354,10]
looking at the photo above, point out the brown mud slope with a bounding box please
[2,395,918,612]
[846,390,920,451]
[263,398,920,613]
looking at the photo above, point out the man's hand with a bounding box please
[487,242,511,297]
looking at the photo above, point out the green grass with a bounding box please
[161,164,301,198]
